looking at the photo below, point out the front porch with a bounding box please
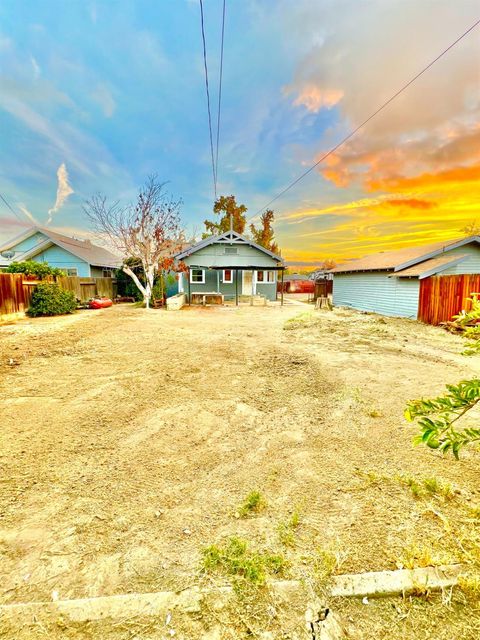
[178,266,286,306]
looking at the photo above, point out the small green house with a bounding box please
[175,230,285,304]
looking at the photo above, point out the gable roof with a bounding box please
[175,230,284,263]
[0,227,121,268]
[331,236,480,274]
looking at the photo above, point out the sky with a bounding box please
[0,0,479,266]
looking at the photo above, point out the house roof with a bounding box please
[0,227,121,268]
[393,254,468,279]
[331,236,480,274]
[175,229,284,263]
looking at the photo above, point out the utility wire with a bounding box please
[249,17,480,220]
[214,0,226,188]
[199,0,217,199]
[0,192,24,222]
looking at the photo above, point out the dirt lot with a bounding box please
[0,302,479,638]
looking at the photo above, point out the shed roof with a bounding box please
[331,236,480,274]
[393,254,468,279]
[0,227,121,268]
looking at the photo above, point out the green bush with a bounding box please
[6,260,62,278]
[27,283,77,317]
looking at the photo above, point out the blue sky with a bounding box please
[1,1,479,264]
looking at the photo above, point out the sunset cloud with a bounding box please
[285,84,344,112]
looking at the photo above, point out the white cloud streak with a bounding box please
[47,163,74,224]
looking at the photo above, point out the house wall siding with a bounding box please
[438,244,480,275]
[33,245,90,276]
[333,271,420,318]
[183,242,278,269]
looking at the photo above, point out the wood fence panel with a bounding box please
[95,277,114,299]
[0,274,116,319]
[418,274,480,325]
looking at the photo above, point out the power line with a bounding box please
[249,17,480,220]
[0,192,24,222]
[214,0,226,188]
[199,0,217,199]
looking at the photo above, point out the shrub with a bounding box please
[6,260,62,278]
[27,283,77,317]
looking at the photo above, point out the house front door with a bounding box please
[242,270,253,295]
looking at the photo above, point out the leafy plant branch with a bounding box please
[405,379,480,458]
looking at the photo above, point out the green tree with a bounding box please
[203,195,247,237]
[249,210,279,254]
[6,260,62,278]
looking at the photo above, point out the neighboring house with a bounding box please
[0,227,121,277]
[279,273,314,294]
[175,229,285,302]
[331,235,480,319]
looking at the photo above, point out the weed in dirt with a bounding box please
[367,407,383,418]
[458,574,480,601]
[398,542,454,570]
[201,536,286,586]
[423,476,454,500]
[395,474,454,501]
[237,490,265,518]
[277,510,301,547]
[468,505,480,519]
[311,546,346,588]
[283,312,315,331]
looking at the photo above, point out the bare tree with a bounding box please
[84,176,185,308]
[461,220,480,236]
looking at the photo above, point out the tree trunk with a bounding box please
[145,266,155,310]
[122,266,148,304]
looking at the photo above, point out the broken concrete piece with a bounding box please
[330,564,462,598]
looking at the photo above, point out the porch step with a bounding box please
[237,294,267,306]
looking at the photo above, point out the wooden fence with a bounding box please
[418,274,480,325]
[0,274,117,320]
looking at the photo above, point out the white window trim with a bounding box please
[222,269,233,283]
[190,268,205,284]
[255,270,275,284]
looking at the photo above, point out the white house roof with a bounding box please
[175,229,284,263]
[0,227,122,268]
[332,235,480,274]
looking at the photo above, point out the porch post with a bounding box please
[281,269,284,306]
[235,269,238,306]
[187,269,191,305]
[250,269,254,306]
[217,270,220,293]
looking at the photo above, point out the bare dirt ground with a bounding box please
[0,303,479,639]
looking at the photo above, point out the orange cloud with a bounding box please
[367,163,480,192]
[383,198,436,209]
[289,85,344,112]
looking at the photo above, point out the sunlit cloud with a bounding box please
[47,163,74,224]
[285,84,343,112]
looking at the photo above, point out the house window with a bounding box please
[223,269,233,283]
[61,268,78,276]
[190,268,205,284]
[256,270,275,283]
[225,247,238,255]
[102,269,113,278]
